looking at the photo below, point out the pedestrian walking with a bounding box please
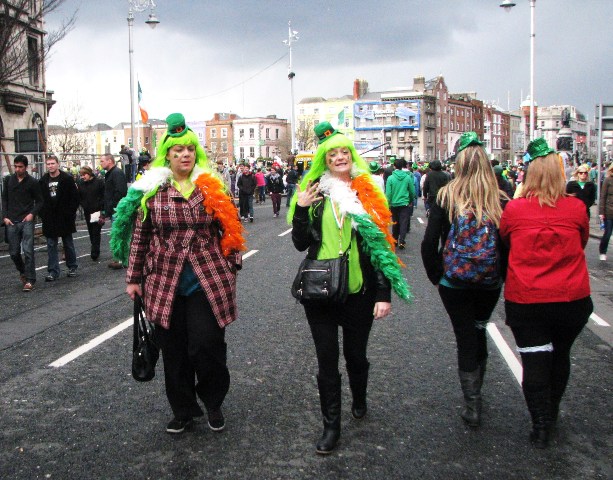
[421,131,508,429]
[386,158,416,250]
[598,163,613,261]
[1,154,43,292]
[255,167,266,203]
[368,161,385,191]
[39,155,80,281]
[99,153,128,268]
[422,159,450,215]
[111,113,245,435]
[566,165,596,218]
[267,166,284,217]
[500,138,592,449]
[289,121,410,455]
[285,164,298,206]
[237,165,256,222]
[78,166,105,261]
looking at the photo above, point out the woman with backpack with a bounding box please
[421,131,508,429]
[500,138,592,449]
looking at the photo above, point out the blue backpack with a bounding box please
[443,211,500,287]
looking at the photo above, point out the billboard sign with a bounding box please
[354,100,420,131]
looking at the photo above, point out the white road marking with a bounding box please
[36,254,91,271]
[49,318,132,368]
[417,217,424,224]
[487,323,523,385]
[49,250,258,368]
[278,228,292,237]
[590,313,610,327]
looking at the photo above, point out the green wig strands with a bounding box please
[152,128,210,170]
[286,133,370,223]
[110,188,145,265]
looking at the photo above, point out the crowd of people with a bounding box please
[2,116,610,456]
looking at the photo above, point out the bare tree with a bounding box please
[0,0,77,88]
[47,101,86,160]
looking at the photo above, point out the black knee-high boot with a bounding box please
[348,363,369,419]
[478,358,487,388]
[523,384,551,449]
[458,368,482,427]
[316,373,341,454]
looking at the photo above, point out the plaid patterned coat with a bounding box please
[126,183,242,329]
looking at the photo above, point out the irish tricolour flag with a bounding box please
[138,81,149,124]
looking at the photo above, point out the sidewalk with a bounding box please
[589,204,604,240]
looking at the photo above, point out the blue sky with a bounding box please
[45,0,613,127]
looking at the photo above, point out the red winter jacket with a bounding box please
[499,196,590,304]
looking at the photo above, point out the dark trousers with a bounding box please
[390,205,411,245]
[505,297,591,405]
[304,291,375,381]
[84,213,102,257]
[238,193,254,218]
[600,219,613,254]
[439,285,502,372]
[270,192,281,215]
[156,291,230,420]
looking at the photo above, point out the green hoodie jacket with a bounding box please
[386,169,416,207]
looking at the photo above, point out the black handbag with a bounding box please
[132,294,159,382]
[291,253,349,304]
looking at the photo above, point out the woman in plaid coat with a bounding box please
[112,113,245,435]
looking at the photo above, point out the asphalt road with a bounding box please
[0,201,611,480]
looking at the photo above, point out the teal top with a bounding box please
[317,199,363,294]
[174,178,202,296]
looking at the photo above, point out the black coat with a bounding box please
[78,177,105,215]
[237,173,257,195]
[103,165,128,217]
[292,199,391,302]
[39,171,79,238]
[566,180,596,216]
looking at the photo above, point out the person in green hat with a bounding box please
[368,160,385,190]
[289,121,410,455]
[422,131,508,429]
[500,137,592,449]
[111,113,246,435]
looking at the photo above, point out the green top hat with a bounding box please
[526,137,555,161]
[314,121,339,144]
[368,161,381,174]
[165,113,191,138]
[457,131,483,153]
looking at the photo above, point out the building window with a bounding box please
[198,132,203,140]
[314,108,319,114]
[239,129,244,138]
[249,128,254,139]
[541,121,545,127]
[221,128,227,138]
[265,128,270,139]
[266,146,270,157]
[145,136,149,144]
[211,143,217,152]
[249,147,255,157]
[221,142,227,153]
[27,36,40,85]
[211,128,217,138]
[275,128,279,139]
[239,147,244,158]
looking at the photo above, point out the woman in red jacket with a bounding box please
[500,138,592,449]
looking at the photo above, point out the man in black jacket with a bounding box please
[99,153,128,268]
[39,155,80,281]
[2,155,43,291]
[422,160,450,214]
[237,165,256,222]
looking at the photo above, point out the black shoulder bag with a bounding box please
[132,294,159,382]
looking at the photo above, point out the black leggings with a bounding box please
[304,291,376,381]
[505,297,592,401]
[438,285,502,372]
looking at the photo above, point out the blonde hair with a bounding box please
[437,145,505,227]
[519,153,566,207]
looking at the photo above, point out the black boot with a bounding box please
[348,363,369,419]
[316,374,341,455]
[478,358,487,389]
[458,369,482,428]
[523,385,551,449]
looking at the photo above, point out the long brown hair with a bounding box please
[437,145,505,227]
[519,153,566,207]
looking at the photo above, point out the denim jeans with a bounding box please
[6,221,36,282]
[286,183,296,206]
[238,193,254,218]
[46,235,78,278]
[600,219,613,254]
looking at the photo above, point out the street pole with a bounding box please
[529,0,535,141]
[284,22,299,155]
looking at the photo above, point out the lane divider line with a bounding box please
[278,228,292,237]
[417,217,425,224]
[36,254,91,271]
[590,313,610,327]
[49,249,259,368]
[486,323,523,385]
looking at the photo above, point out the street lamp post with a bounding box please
[283,21,299,155]
[500,0,536,142]
[127,0,159,151]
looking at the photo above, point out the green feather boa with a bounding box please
[109,188,145,265]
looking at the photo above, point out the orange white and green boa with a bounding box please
[110,165,245,265]
[318,172,411,301]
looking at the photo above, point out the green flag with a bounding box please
[338,109,344,126]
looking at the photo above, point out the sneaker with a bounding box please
[398,242,406,250]
[249,217,254,223]
[166,417,192,434]
[207,408,225,432]
[108,261,124,270]
[45,274,57,282]
[600,254,607,261]
[22,282,34,292]
[67,268,77,277]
